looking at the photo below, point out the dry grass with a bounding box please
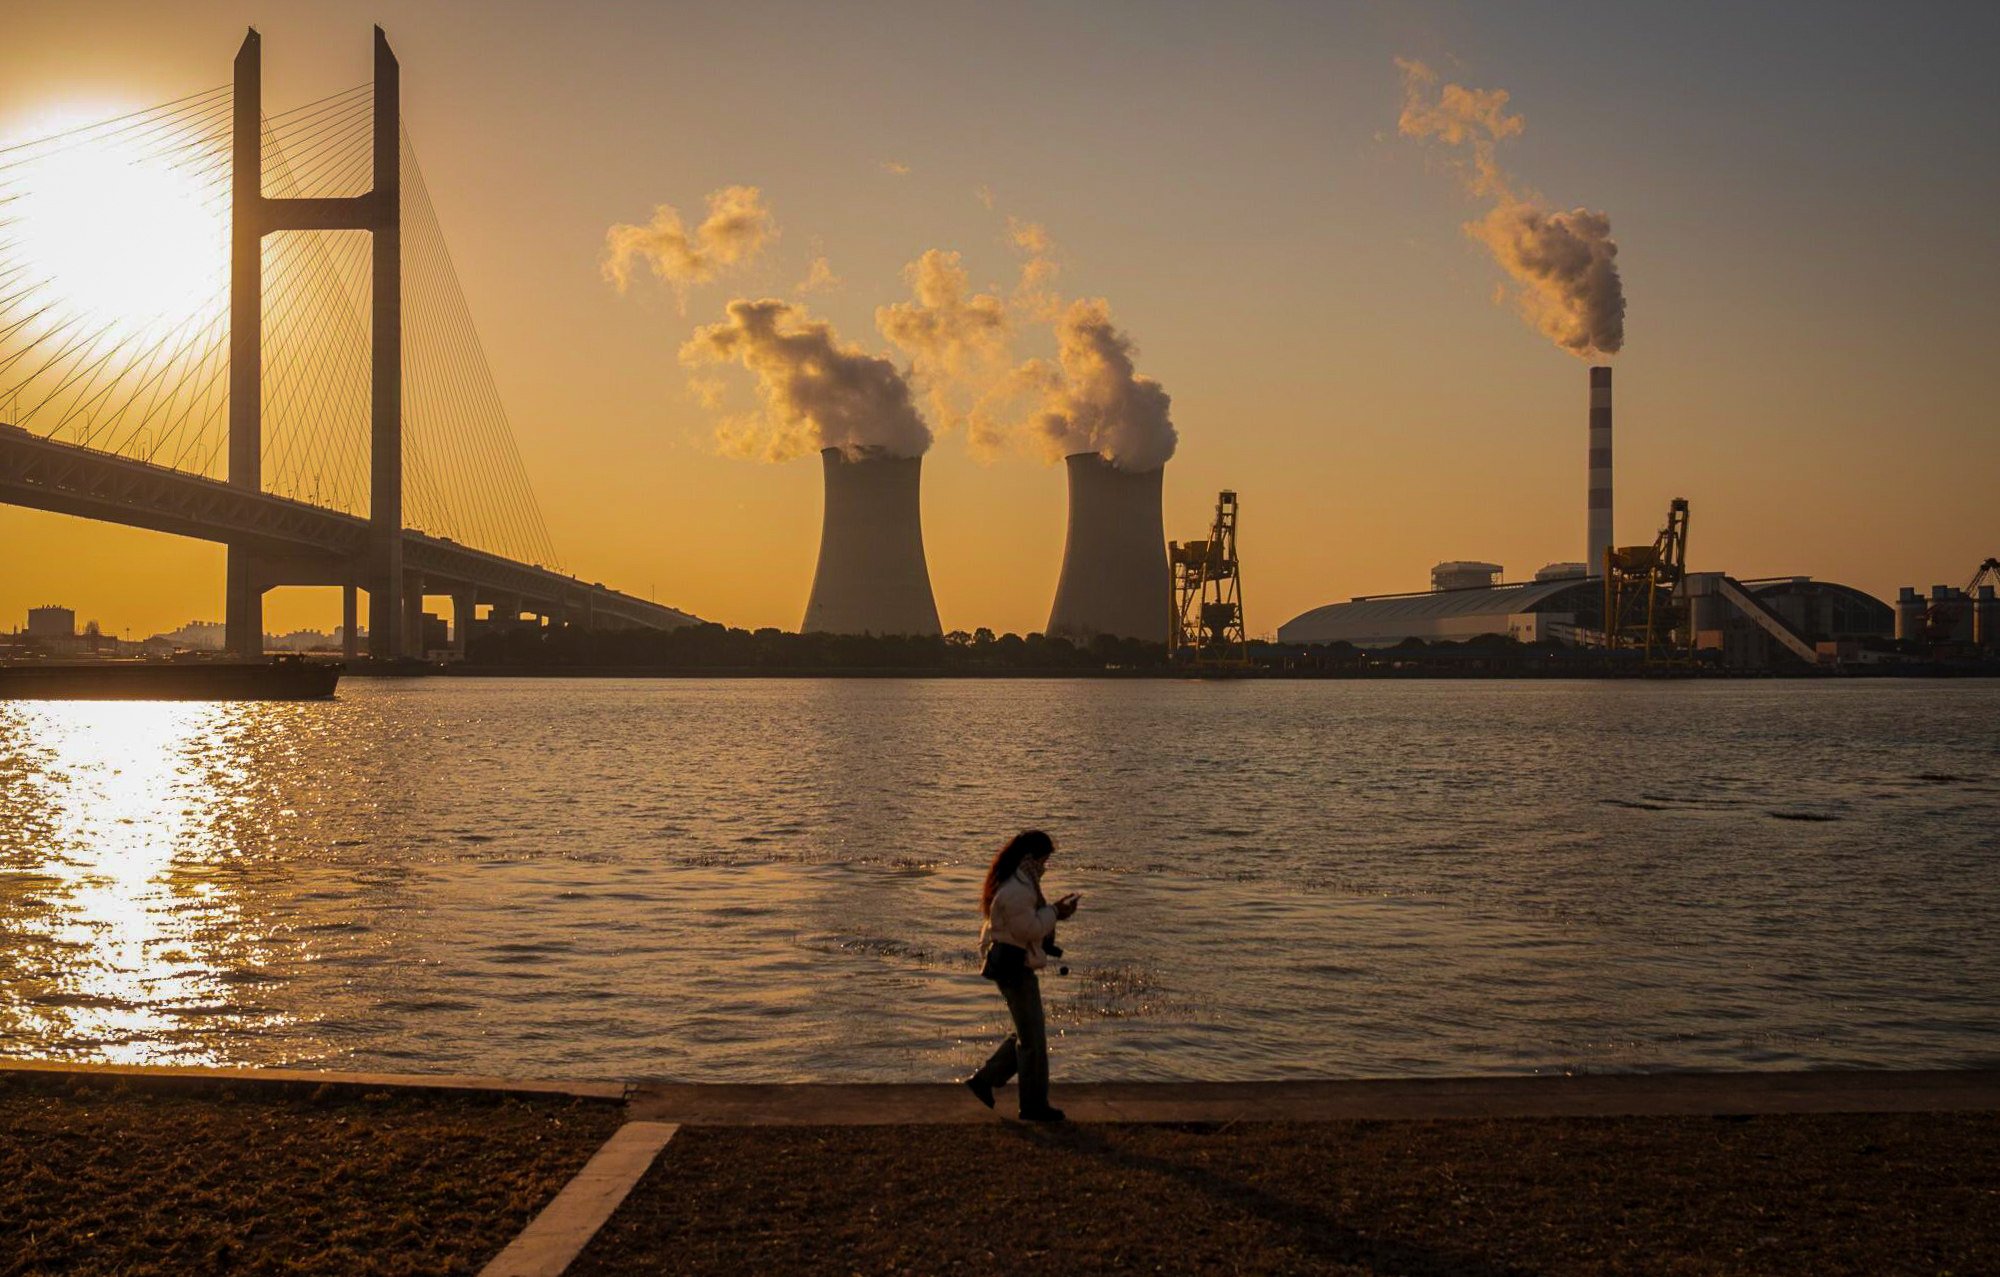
[573,1112,2000,1276]
[0,1075,621,1276]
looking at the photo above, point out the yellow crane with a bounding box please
[1603,497,1691,663]
[1170,490,1249,667]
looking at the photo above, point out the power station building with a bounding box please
[1276,363,1897,660]
[1277,577,1602,647]
[1275,572,1890,653]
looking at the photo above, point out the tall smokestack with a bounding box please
[1588,365,1612,575]
[802,447,942,636]
[1046,454,1169,643]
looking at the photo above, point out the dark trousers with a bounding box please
[973,969,1049,1113]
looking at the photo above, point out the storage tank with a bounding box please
[1894,587,1926,642]
[1431,561,1503,592]
[1976,584,1998,649]
[801,446,942,636]
[1046,453,1169,643]
[1932,585,1975,643]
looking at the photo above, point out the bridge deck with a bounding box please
[1,425,695,631]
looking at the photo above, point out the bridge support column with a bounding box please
[225,34,263,662]
[342,583,359,659]
[452,587,474,658]
[225,549,263,658]
[403,573,425,659]
[367,29,403,662]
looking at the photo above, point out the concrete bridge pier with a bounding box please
[452,587,475,657]
[402,573,426,659]
[225,546,264,657]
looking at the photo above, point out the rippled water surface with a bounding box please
[2,678,1997,1081]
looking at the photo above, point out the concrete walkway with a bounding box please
[11,1059,1996,1125]
[629,1069,2000,1125]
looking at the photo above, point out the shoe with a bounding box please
[1019,1105,1066,1122]
[963,1076,995,1109]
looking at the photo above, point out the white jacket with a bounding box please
[980,868,1057,970]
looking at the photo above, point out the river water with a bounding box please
[2,678,1996,1082]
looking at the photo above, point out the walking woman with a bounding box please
[964,829,1080,1121]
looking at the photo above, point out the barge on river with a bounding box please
[0,655,342,701]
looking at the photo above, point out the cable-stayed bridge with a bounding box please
[0,28,695,659]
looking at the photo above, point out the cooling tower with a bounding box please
[801,446,942,636]
[1046,452,1170,643]
[1587,365,1613,575]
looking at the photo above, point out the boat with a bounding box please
[0,654,343,701]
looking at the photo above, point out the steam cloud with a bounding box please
[603,185,775,304]
[1396,58,1625,358]
[1006,216,1061,319]
[1016,297,1177,473]
[875,249,1010,431]
[795,254,840,294]
[681,299,932,461]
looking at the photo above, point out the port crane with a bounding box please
[1924,556,2000,644]
[1603,497,1691,663]
[1170,490,1249,667]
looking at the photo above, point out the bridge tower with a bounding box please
[227,28,403,660]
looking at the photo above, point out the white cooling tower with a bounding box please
[801,446,942,636]
[1587,365,1613,575]
[1046,452,1170,644]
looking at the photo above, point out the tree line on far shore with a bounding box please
[466,622,1168,671]
[463,621,1595,674]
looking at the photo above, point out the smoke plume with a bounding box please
[603,185,775,304]
[1017,297,1177,473]
[875,249,1011,431]
[1396,58,1625,358]
[681,298,932,461]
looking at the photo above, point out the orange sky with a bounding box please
[2,2,1995,641]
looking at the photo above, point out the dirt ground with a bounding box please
[572,1111,2000,1276]
[0,1075,622,1276]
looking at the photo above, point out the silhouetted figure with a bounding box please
[963,829,1081,1121]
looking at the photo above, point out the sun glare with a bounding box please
[7,126,230,342]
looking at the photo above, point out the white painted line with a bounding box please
[479,1120,678,1277]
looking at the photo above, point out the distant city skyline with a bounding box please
[2,1,1995,641]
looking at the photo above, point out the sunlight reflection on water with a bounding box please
[3,702,259,1064]
[2,679,1997,1081]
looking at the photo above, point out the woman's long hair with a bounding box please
[981,829,1054,916]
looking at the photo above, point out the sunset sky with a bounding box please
[2,0,1995,640]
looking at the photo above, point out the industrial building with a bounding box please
[25,605,74,639]
[1277,577,1602,647]
[1047,452,1171,644]
[1684,575,1892,666]
[1276,364,1900,666]
[801,446,942,637]
[1894,562,2000,648]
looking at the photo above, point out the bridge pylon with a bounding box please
[227,27,403,660]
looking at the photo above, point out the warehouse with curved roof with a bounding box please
[1277,578,1602,647]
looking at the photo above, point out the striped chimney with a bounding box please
[1587,365,1613,575]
